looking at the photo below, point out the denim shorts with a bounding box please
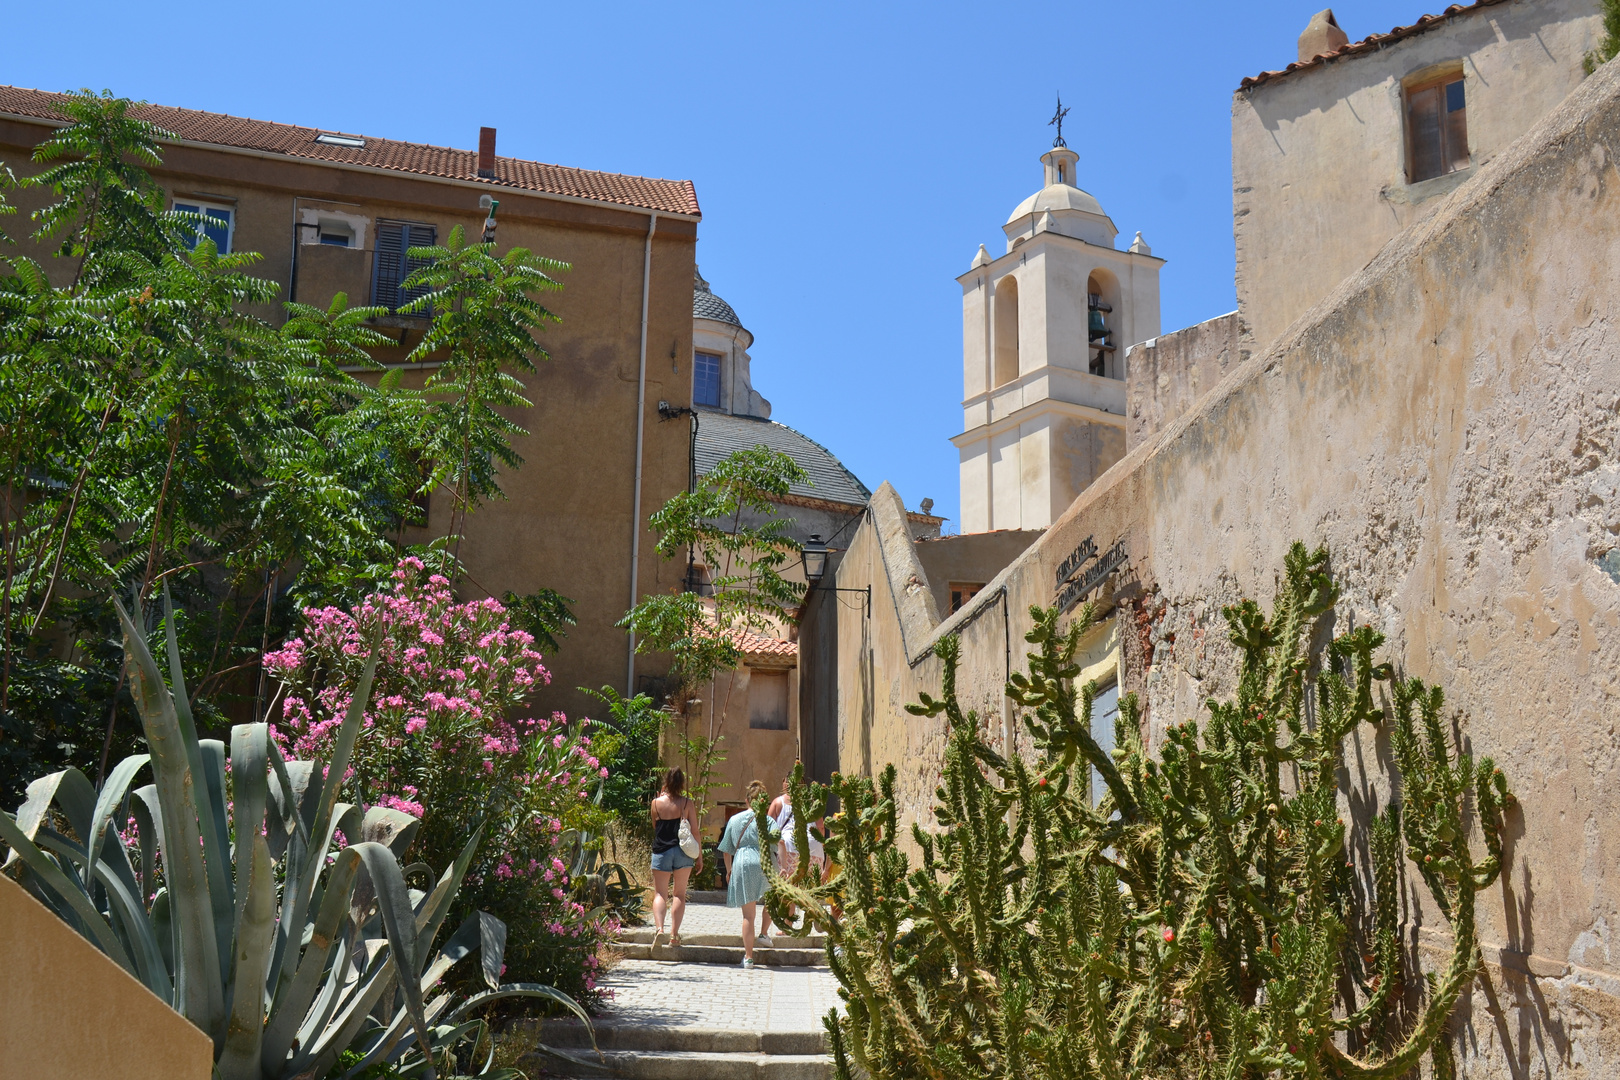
[650,847,695,873]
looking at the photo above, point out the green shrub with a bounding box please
[769,543,1513,1080]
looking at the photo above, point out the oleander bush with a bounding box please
[265,558,620,1004]
[768,542,1514,1080]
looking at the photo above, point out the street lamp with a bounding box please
[801,534,829,584]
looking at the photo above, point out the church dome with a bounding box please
[1002,146,1117,250]
[1005,183,1107,225]
[693,266,743,328]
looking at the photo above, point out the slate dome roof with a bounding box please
[693,267,743,328]
[695,412,871,508]
[1006,183,1108,225]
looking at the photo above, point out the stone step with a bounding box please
[619,927,827,948]
[613,942,826,967]
[520,1022,832,1080]
[541,1048,832,1080]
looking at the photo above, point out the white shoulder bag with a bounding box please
[677,800,701,858]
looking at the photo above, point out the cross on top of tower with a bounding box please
[1049,93,1070,148]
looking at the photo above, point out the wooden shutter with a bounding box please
[372,222,405,309]
[372,222,437,312]
[400,224,437,308]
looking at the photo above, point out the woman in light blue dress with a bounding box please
[718,780,774,968]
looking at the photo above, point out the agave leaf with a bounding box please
[413,825,485,959]
[219,833,275,1080]
[82,753,151,917]
[477,912,507,992]
[115,595,226,1044]
[150,887,175,981]
[347,840,431,1066]
[261,844,364,1071]
[166,591,236,993]
[29,820,168,993]
[4,768,95,869]
[288,645,380,980]
[229,725,271,914]
[359,805,420,859]
[131,784,167,903]
[293,946,402,1080]
[452,983,595,1034]
[0,810,136,975]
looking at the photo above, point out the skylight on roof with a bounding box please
[314,133,365,148]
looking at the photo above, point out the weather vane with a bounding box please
[1049,93,1071,148]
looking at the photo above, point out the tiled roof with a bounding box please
[695,411,872,508]
[723,624,798,664]
[693,267,743,327]
[1240,1,1509,90]
[0,85,700,217]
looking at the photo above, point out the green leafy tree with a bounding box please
[583,685,664,825]
[0,94,569,803]
[620,445,810,817]
[398,226,567,547]
[1586,0,1620,72]
[770,543,1513,1080]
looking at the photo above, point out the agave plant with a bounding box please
[0,593,587,1080]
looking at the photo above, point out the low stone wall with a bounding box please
[830,54,1620,1076]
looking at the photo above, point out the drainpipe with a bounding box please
[627,211,659,695]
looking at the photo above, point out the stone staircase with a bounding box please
[511,901,839,1080]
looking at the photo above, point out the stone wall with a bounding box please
[830,54,1620,1076]
[1124,311,1243,450]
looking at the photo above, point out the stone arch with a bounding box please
[994,274,1020,387]
[1086,267,1122,378]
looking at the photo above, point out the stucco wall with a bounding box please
[833,52,1620,1075]
[1233,0,1600,353]
[1,874,213,1079]
[0,116,697,724]
[1124,311,1243,450]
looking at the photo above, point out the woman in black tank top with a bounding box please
[649,767,702,949]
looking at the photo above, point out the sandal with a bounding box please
[650,929,663,949]
[669,933,683,950]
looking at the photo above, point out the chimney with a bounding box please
[477,127,496,179]
[1298,9,1349,63]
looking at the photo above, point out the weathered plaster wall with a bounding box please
[834,54,1620,1075]
[1124,311,1243,450]
[0,874,213,1079]
[1233,0,1600,353]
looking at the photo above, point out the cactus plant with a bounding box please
[767,542,1513,1079]
[0,591,587,1080]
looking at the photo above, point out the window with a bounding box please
[694,350,722,407]
[318,220,353,247]
[372,220,436,312]
[1406,74,1469,183]
[174,201,233,254]
[748,670,790,730]
[949,582,985,613]
[1089,681,1119,807]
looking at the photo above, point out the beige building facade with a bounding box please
[0,87,701,722]
[820,3,1620,1073]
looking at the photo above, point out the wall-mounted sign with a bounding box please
[1054,536,1098,589]
[1056,538,1126,613]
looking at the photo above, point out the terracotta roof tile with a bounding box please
[0,85,699,217]
[723,624,799,663]
[1240,1,1509,90]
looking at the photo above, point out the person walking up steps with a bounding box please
[718,780,774,969]
[649,768,702,951]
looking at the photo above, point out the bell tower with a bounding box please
[952,135,1164,532]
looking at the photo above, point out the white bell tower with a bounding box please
[952,138,1163,532]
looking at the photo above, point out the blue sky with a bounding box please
[7,0,1435,529]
